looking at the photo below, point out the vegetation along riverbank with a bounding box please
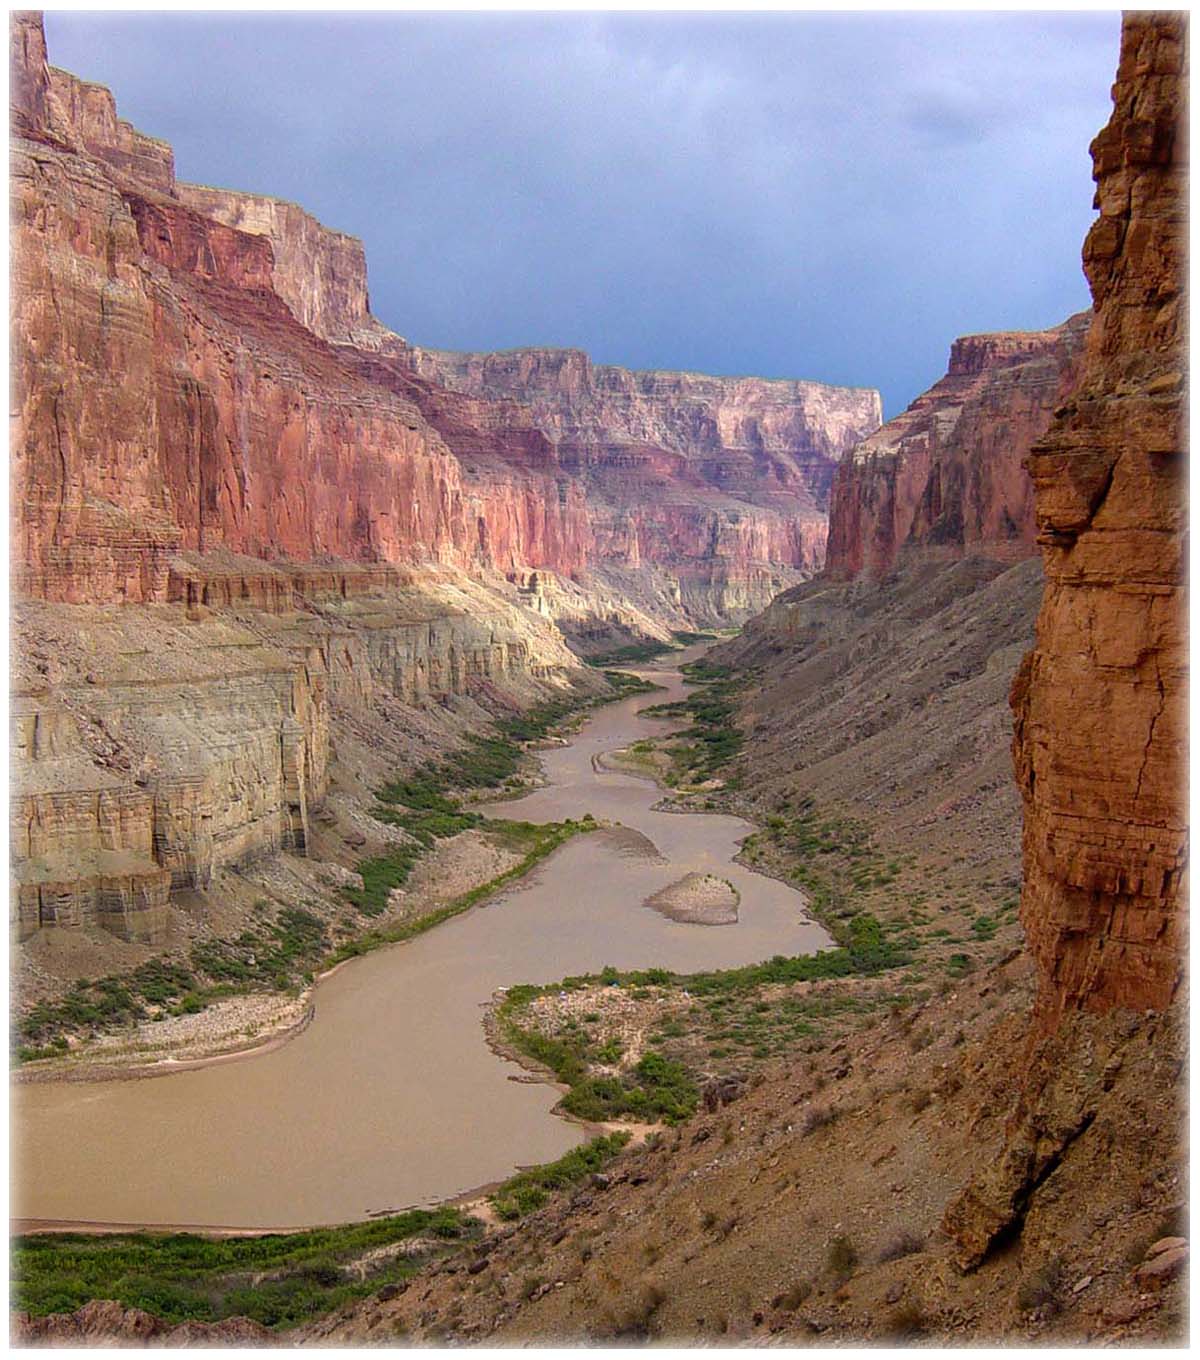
[13,669,659,1075]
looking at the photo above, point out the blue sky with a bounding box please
[44,10,1121,417]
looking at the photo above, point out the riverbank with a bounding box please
[12,640,831,1231]
[13,817,598,1084]
[12,666,670,1078]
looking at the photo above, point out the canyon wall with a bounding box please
[12,51,482,603]
[173,179,884,609]
[939,10,1187,1275]
[11,8,880,623]
[709,316,1090,890]
[177,183,378,344]
[12,561,587,942]
[825,315,1087,579]
[400,344,883,609]
[1012,10,1187,1034]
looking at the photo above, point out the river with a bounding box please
[11,651,830,1230]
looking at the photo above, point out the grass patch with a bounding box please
[497,912,907,1118]
[324,818,596,969]
[641,664,753,786]
[16,909,329,1055]
[585,640,676,668]
[490,1132,631,1220]
[11,1207,478,1330]
[496,991,700,1125]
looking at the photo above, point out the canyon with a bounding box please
[825,315,1088,579]
[9,7,877,958]
[710,311,1089,904]
[9,6,1187,1350]
[298,11,1185,1345]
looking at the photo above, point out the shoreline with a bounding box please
[10,826,590,1088]
[11,669,672,1089]
[10,996,318,1086]
[10,646,735,1236]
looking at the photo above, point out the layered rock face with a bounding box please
[400,344,882,613]
[11,8,879,623]
[825,315,1088,579]
[11,53,477,602]
[177,183,378,344]
[940,10,1187,1275]
[11,563,584,941]
[1012,11,1187,1034]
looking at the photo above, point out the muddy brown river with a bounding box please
[11,653,830,1229]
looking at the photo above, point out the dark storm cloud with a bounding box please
[43,10,1120,417]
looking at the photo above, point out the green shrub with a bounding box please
[826,1235,859,1280]
[12,1208,477,1330]
[491,1133,631,1220]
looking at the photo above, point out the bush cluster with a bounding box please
[16,909,328,1055]
[490,1133,631,1220]
[12,1208,476,1330]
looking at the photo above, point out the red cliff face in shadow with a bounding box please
[10,9,882,620]
[1012,10,1187,1036]
[825,316,1088,579]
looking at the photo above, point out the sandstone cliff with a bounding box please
[1012,11,1187,1034]
[825,314,1088,578]
[12,28,481,603]
[171,177,884,614]
[399,343,882,612]
[939,8,1187,1275]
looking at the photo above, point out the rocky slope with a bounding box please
[826,314,1087,579]
[702,313,1090,897]
[302,958,1183,1347]
[718,555,1044,897]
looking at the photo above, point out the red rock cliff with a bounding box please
[1012,10,1187,1035]
[400,344,882,588]
[177,184,376,343]
[11,13,486,603]
[10,11,881,621]
[825,315,1088,578]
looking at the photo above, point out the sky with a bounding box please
[43,10,1121,418]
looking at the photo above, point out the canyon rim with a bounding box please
[8,8,1187,1350]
